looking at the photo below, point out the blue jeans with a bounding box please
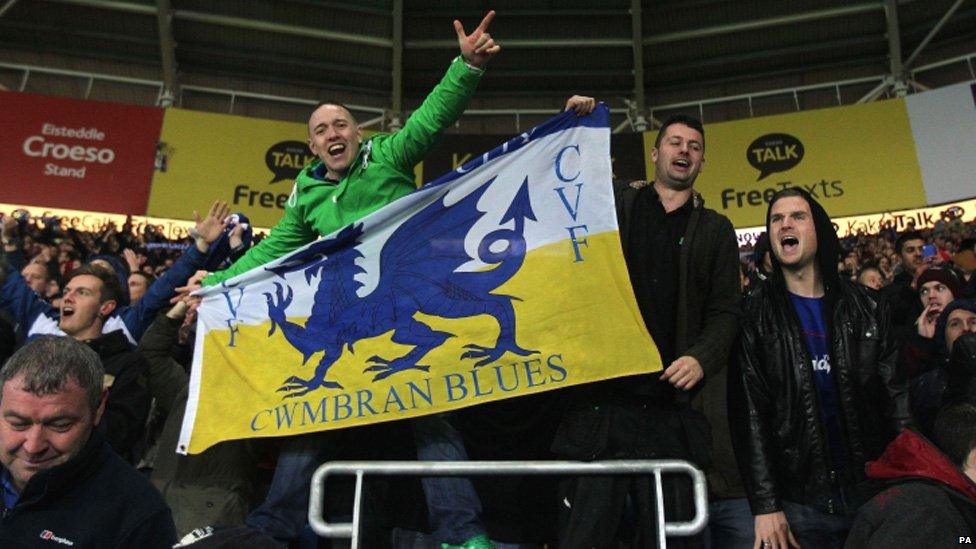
[412,414,486,544]
[245,414,485,544]
[780,500,853,549]
[245,431,326,539]
[705,498,753,549]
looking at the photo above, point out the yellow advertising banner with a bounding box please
[148,108,313,227]
[645,99,927,227]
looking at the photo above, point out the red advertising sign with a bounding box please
[0,91,163,214]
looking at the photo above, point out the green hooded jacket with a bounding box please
[204,57,483,285]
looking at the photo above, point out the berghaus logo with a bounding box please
[40,529,74,545]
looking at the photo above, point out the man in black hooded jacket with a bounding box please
[731,188,911,549]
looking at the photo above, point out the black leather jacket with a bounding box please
[731,279,911,516]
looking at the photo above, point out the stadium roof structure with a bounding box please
[0,0,974,133]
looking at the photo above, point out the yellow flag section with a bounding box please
[185,234,646,452]
[644,98,926,228]
[148,108,376,227]
[178,105,660,454]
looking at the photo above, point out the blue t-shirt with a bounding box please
[0,468,19,510]
[789,293,846,471]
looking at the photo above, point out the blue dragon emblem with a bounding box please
[263,176,538,397]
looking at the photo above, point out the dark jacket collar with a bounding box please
[627,180,703,210]
[84,329,133,358]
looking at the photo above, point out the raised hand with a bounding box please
[455,10,500,68]
[122,248,141,273]
[193,201,231,245]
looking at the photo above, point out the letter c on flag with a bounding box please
[555,145,581,183]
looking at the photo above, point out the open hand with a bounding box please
[193,201,231,245]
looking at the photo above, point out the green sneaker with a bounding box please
[440,533,495,549]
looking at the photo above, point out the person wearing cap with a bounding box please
[893,264,962,379]
[938,299,976,409]
[900,267,964,433]
[910,292,975,437]
[916,266,964,341]
[913,299,976,416]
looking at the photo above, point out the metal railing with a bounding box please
[308,459,708,549]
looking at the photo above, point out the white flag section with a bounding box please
[178,105,660,454]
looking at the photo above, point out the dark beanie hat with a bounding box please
[917,266,963,299]
[935,298,976,356]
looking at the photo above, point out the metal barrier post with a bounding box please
[308,459,708,549]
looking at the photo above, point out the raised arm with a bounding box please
[380,11,500,170]
[202,195,317,286]
[115,202,230,341]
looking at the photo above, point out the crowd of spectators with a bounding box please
[0,209,262,309]
[1,204,975,546]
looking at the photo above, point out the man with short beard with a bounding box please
[732,188,911,549]
[552,110,742,547]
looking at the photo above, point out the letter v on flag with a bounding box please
[178,104,662,454]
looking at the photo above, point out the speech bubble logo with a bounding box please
[942,205,965,220]
[746,133,804,181]
[265,141,316,184]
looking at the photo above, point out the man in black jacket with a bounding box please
[59,264,151,464]
[732,188,911,549]
[0,335,177,547]
[552,107,742,548]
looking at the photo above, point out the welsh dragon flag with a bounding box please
[179,104,661,454]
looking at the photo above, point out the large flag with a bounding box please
[178,105,661,454]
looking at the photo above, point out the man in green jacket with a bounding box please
[192,12,500,549]
[204,13,499,287]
